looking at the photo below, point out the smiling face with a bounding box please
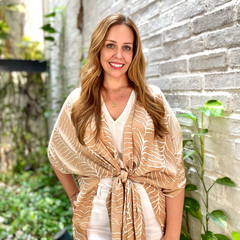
[100,24,134,83]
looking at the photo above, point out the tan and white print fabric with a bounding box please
[48,85,186,240]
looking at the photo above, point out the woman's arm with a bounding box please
[162,189,185,240]
[52,165,79,211]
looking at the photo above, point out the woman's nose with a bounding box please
[114,48,123,59]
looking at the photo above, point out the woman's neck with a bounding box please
[102,75,129,91]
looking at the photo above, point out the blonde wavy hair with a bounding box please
[71,13,168,145]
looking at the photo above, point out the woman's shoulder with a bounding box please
[66,87,81,103]
[147,84,164,98]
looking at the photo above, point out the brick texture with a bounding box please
[189,52,226,71]
[173,36,204,56]
[205,72,240,90]
[160,59,187,75]
[149,11,172,32]
[171,75,202,91]
[163,23,191,43]
[228,49,240,68]
[231,94,240,112]
[206,26,240,49]
[207,0,232,10]
[192,6,233,34]
[173,0,206,22]
[161,0,184,11]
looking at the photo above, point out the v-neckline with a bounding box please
[100,92,137,171]
[102,90,134,123]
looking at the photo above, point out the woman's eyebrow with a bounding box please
[106,39,133,45]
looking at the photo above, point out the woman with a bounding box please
[48,13,186,240]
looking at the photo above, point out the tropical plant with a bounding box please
[177,100,239,240]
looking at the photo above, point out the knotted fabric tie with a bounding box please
[106,168,146,240]
[120,167,128,183]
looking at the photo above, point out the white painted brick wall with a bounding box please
[205,72,240,89]
[3,0,27,57]
[160,59,187,75]
[163,23,191,43]
[48,0,240,237]
[192,6,233,34]
[173,0,206,22]
[189,51,227,71]
[206,25,240,49]
[229,48,240,67]
[45,0,83,130]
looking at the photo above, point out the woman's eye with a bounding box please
[124,46,131,51]
[107,44,114,48]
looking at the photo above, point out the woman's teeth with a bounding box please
[110,62,124,67]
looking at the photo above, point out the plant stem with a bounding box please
[206,191,209,232]
[201,112,209,232]
[200,112,204,180]
[192,142,203,164]
[198,190,207,208]
[201,220,206,232]
[207,182,216,193]
[196,167,207,196]
[186,212,190,233]
[194,121,200,134]
[200,112,208,235]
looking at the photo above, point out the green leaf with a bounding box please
[58,221,64,229]
[231,231,240,240]
[185,184,198,191]
[205,100,223,108]
[176,113,197,122]
[216,177,237,188]
[181,226,192,240]
[194,129,208,136]
[44,12,56,18]
[52,6,66,13]
[44,110,54,118]
[0,32,9,40]
[40,24,57,33]
[207,210,227,228]
[198,107,224,117]
[184,197,202,221]
[183,150,197,160]
[181,233,192,240]
[44,36,55,41]
[22,224,29,231]
[183,140,193,148]
[45,197,54,205]
[201,231,218,240]
[0,20,10,40]
[30,212,35,221]
[214,234,231,240]
[5,4,25,12]
[198,100,224,117]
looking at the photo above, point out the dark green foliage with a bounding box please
[0,167,72,239]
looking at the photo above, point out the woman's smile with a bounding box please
[109,62,125,69]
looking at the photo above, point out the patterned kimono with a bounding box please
[48,85,186,240]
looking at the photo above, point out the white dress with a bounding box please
[87,91,163,240]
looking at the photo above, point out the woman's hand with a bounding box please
[51,166,80,213]
[70,191,79,212]
[71,199,77,212]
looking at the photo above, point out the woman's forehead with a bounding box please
[106,24,134,43]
